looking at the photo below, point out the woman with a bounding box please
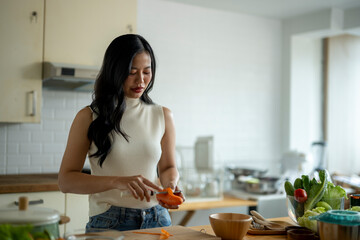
[58,34,184,232]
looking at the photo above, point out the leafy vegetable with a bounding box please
[321,182,347,210]
[304,170,328,212]
[298,207,326,232]
[301,175,311,193]
[284,181,295,196]
[294,178,303,189]
[347,206,360,212]
[0,224,33,240]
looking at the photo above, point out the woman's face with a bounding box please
[123,51,152,98]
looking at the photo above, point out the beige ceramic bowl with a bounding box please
[209,213,252,240]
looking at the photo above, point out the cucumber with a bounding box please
[294,178,303,189]
[316,201,332,211]
[284,181,295,196]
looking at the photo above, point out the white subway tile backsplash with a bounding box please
[5,167,19,174]
[54,109,76,120]
[7,155,30,166]
[43,120,66,131]
[0,154,5,166]
[20,143,42,154]
[42,109,55,119]
[7,131,31,143]
[31,154,54,165]
[6,124,20,131]
[0,126,6,142]
[31,132,54,142]
[7,143,18,154]
[54,132,68,143]
[42,166,60,173]
[20,123,42,131]
[42,143,65,154]
[19,167,42,174]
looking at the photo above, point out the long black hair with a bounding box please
[88,34,156,167]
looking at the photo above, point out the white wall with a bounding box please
[138,0,283,172]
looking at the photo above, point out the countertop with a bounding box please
[84,217,295,240]
[0,174,59,194]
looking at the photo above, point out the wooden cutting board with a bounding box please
[87,226,221,240]
[247,221,294,235]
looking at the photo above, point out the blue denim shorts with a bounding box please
[85,205,172,232]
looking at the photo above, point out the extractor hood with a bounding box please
[42,62,100,91]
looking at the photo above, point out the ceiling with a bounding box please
[163,0,360,19]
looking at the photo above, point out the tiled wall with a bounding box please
[0,0,283,175]
[0,90,92,174]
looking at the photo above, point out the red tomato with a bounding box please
[294,188,308,203]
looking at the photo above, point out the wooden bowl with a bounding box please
[209,213,252,240]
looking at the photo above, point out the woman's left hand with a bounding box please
[158,185,185,209]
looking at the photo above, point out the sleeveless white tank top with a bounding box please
[88,97,165,217]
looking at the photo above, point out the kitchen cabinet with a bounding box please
[65,193,89,233]
[0,191,66,236]
[44,0,137,66]
[0,0,43,123]
[0,0,136,123]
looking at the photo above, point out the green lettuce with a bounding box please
[321,182,347,210]
[304,170,328,212]
[298,207,326,232]
[348,206,360,212]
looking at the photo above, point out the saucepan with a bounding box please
[0,196,70,239]
[244,176,281,194]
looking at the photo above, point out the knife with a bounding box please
[119,190,181,198]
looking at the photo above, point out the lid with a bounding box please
[0,197,60,225]
[308,210,360,226]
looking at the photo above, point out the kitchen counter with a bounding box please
[170,195,257,225]
[0,174,59,193]
[84,217,295,239]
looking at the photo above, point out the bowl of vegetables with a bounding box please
[284,170,346,232]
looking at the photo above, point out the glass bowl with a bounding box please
[286,195,345,224]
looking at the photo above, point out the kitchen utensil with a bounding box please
[0,196,66,239]
[309,210,360,240]
[226,167,268,178]
[250,210,285,230]
[118,190,181,197]
[287,228,317,240]
[245,176,280,194]
[350,194,360,207]
[209,213,252,240]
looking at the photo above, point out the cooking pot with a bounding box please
[244,177,281,194]
[309,210,360,240]
[226,167,267,178]
[0,196,69,239]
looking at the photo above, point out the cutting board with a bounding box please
[88,226,221,240]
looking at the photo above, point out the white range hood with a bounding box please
[42,62,100,91]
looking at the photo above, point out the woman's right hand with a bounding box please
[117,175,163,202]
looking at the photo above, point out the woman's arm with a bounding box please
[157,107,185,208]
[58,107,161,201]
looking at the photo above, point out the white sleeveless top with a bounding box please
[88,97,165,217]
